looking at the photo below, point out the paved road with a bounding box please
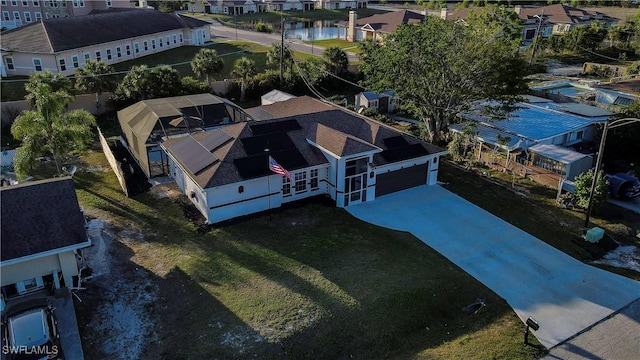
[209,21,360,62]
[347,185,640,350]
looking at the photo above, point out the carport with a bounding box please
[348,185,640,349]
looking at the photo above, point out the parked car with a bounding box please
[606,173,640,199]
[1,303,62,360]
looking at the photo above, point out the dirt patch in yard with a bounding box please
[75,220,162,360]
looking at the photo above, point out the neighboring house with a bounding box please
[0,0,133,29]
[0,177,91,303]
[449,97,612,182]
[261,89,297,105]
[515,3,618,40]
[531,80,638,109]
[355,90,399,113]
[0,8,210,77]
[161,96,446,224]
[440,4,617,43]
[341,9,424,42]
[117,93,251,179]
[187,0,258,14]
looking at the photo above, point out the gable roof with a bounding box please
[517,4,616,25]
[347,10,425,33]
[1,8,209,53]
[1,177,89,262]
[163,97,445,189]
[246,95,335,120]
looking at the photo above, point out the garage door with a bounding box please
[375,164,428,197]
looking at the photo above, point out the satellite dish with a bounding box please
[63,165,77,177]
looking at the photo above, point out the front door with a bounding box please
[344,173,367,206]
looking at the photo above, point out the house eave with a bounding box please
[0,239,92,267]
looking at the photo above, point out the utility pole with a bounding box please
[529,10,544,66]
[280,12,285,88]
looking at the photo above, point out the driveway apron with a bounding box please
[347,185,640,349]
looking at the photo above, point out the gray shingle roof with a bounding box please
[1,177,88,262]
[163,96,445,189]
[1,8,209,53]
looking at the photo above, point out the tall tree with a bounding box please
[191,48,224,90]
[323,46,349,76]
[359,15,527,143]
[231,57,256,102]
[111,65,182,107]
[574,169,609,213]
[24,71,72,107]
[74,60,116,115]
[11,84,96,178]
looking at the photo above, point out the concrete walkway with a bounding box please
[347,185,640,349]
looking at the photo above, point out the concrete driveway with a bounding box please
[347,185,640,349]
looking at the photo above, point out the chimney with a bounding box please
[347,11,357,42]
[514,5,522,15]
[440,8,448,20]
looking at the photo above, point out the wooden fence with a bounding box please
[97,127,128,196]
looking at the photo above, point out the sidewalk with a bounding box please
[543,297,640,359]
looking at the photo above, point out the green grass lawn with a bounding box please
[65,148,544,359]
[112,41,272,81]
[306,38,362,54]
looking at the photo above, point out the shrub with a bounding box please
[256,22,273,34]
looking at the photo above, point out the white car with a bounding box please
[1,304,62,360]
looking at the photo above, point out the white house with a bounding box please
[161,96,446,224]
[1,8,211,77]
[1,178,91,305]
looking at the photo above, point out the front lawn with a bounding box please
[306,38,362,54]
[68,148,544,359]
[111,41,272,81]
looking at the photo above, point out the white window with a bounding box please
[83,52,90,62]
[58,57,66,71]
[151,39,156,49]
[1,1,7,7]
[143,41,148,51]
[310,169,319,190]
[294,172,307,193]
[125,44,131,55]
[116,46,122,58]
[95,50,101,61]
[34,11,41,20]
[106,48,112,60]
[33,0,40,6]
[13,11,20,20]
[24,11,31,22]
[282,176,291,197]
[179,33,183,43]
[21,0,28,6]
[11,0,18,6]
[158,37,163,48]
[165,36,169,46]
[2,11,9,21]
[5,57,15,70]
[33,58,42,71]
[71,55,79,68]
[134,42,140,54]
[173,34,177,44]
[107,0,112,6]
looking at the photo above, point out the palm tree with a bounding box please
[24,71,72,107]
[75,60,116,114]
[231,57,256,102]
[11,84,96,178]
[323,46,349,76]
[191,48,224,90]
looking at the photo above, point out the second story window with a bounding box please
[95,50,101,61]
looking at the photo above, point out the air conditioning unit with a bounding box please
[16,277,44,295]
